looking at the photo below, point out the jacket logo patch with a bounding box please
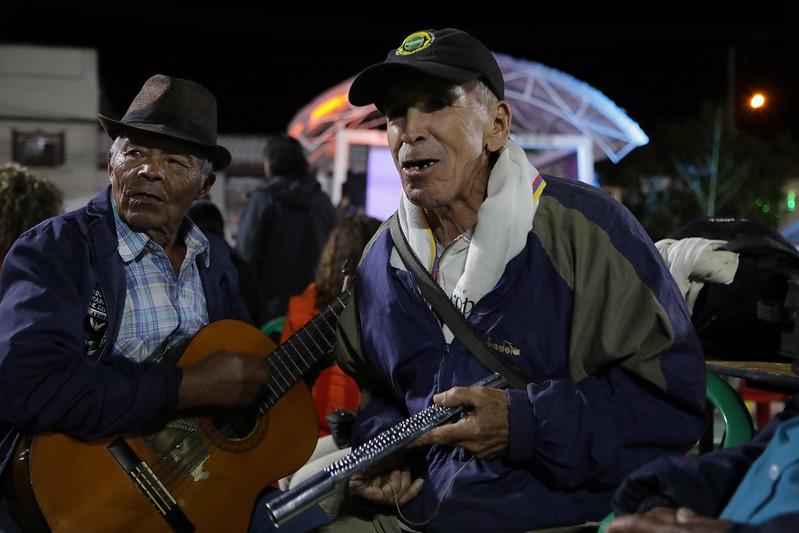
[396,30,434,56]
[485,337,521,357]
[84,286,109,358]
[451,294,475,318]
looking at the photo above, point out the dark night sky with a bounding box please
[5,6,799,141]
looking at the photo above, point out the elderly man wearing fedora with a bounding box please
[279,28,708,532]
[0,75,280,531]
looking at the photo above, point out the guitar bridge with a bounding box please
[107,437,194,533]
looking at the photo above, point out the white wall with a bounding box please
[0,45,98,120]
[0,120,107,203]
[0,45,103,206]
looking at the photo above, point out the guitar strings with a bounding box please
[154,317,336,493]
[164,311,341,494]
[148,297,344,494]
[153,315,338,492]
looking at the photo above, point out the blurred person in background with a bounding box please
[0,162,63,270]
[274,213,382,496]
[236,133,337,327]
[280,213,382,437]
[188,198,259,321]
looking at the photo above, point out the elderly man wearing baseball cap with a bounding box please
[0,75,280,531]
[326,28,707,532]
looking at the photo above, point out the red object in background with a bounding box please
[739,380,790,431]
[280,283,361,435]
[311,365,361,434]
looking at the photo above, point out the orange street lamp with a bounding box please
[749,92,766,110]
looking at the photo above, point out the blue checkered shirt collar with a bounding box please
[111,197,210,268]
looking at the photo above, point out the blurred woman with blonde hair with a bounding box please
[280,213,381,435]
[0,163,62,270]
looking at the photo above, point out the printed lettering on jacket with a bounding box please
[84,285,109,360]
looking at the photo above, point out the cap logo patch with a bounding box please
[396,31,434,56]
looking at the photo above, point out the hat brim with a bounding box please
[348,62,482,108]
[97,114,232,171]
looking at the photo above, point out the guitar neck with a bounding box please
[259,290,349,411]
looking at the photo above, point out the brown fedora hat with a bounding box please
[98,74,231,170]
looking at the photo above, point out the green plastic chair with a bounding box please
[261,315,286,342]
[597,370,754,532]
[706,371,755,448]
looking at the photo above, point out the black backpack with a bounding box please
[667,218,799,361]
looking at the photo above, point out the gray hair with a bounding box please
[473,79,499,109]
[109,136,124,158]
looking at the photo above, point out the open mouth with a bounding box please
[127,191,164,204]
[402,159,439,172]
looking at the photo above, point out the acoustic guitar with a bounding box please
[4,294,348,532]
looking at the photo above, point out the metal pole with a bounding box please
[727,44,736,134]
[708,106,722,216]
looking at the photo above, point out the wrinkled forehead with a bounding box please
[378,71,474,111]
[116,129,210,165]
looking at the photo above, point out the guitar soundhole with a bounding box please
[211,408,259,440]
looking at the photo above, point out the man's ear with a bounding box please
[107,151,113,181]
[199,173,216,198]
[486,101,511,153]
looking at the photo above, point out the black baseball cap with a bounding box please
[348,28,504,108]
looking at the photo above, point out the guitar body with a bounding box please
[8,320,319,532]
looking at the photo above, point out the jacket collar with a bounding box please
[86,187,120,261]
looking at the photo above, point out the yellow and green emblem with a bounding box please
[396,31,434,56]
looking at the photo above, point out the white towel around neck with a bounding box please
[395,141,544,319]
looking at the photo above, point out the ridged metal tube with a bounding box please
[266,373,506,527]
[266,471,336,527]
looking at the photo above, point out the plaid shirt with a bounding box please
[111,201,209,362]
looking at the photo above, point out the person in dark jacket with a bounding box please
[236,133,337,326]
[0,74,272,531]
[279,28,707,533]
[607,394,799,533]
[188,199,259,321]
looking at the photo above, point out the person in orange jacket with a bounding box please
[280,213,381,435]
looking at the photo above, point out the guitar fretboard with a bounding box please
[259,291,349,412]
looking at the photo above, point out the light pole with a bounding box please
[707,92,767,217]
[709,37,768,217]
[708,107,723,217]
[727,45,736,133]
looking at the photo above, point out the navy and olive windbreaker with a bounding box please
[337,176,708,532]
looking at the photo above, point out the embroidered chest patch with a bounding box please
[84,286,109,360]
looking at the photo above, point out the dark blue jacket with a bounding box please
[338,176,708,532]
[0,187,248,473]
[613,394,799,532]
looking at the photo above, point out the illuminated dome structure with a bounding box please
[288,53,648,207]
